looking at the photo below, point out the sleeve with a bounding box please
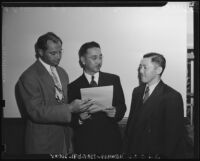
[67,83,80,128]
[164,92,185,158]
[113,76,127,122]
[16,74,71,124]
[124,89,136,135]
[123,88,136,152]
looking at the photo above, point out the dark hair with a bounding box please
[78,41,100,68]
[143,52,166,76]
[34,32,62,59]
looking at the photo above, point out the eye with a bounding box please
[49,51,57,56]
[48,50,63,56]
[88,56,97,60]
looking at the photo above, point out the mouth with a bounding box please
[55,59,60,63]
[96,65,101,68]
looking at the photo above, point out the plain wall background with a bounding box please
[2,2,189,118]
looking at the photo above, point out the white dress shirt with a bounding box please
[84,71,99,85]
[39,58,62,87]
[143,80,161,99]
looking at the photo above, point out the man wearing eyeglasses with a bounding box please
[15,32,92,155]
[68,41,127,155]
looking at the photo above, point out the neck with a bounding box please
[147,76,160,86]
[84,70,97,76]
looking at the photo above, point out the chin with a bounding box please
[141,78,146,83]
[54,62,60,66]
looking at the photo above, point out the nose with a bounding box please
[56,52,62,60]
[139,66,144,74]
[94,58,101,66]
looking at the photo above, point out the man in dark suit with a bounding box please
[124,52,186,158]
[15,32,92,154]
[68,41,126,154]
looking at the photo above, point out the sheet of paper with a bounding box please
[80,85,113,107]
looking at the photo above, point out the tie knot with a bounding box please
[91,75,95,81]
[90,75,97,87]
[50,66,56,73]
[145,86,149,94]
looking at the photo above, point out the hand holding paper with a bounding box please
[70,98,93,113]
[79,111,91,121]
[103,106,116,118]
[87,100,107,114]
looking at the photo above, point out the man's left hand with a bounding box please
[103,106,116,118]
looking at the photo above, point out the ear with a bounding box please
[156,66,163,75]
[38,49,44,57]
[80,56,85,65]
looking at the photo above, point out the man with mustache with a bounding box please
[68,41,126,155]
[15,32,92,155]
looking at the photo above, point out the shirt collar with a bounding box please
[84,71,99,85]
[39,58,52,74]
[146,79,161,96]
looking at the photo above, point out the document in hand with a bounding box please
[80,85,113,107]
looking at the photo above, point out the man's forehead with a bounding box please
[86,47,102,55]
[140,57,152,65]
[47,39,61,46]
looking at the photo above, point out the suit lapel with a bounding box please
[35,60,55,87]
[80,73,91,88]
[135,81,164,127]
[98,71,112,86]
[127,85,145,134]
[98,71,104,86]
[135,85,146,112]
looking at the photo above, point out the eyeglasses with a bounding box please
[86,55,103,60]
[47,49,63,56]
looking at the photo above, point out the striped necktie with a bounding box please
[143,85,150,103]
[90,75,98,87]
[50,66,64,102]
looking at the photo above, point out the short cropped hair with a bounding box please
[34,32,62,59]
[78,41,100,68]
[143,52,166,76]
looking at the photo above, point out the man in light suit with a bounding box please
[124,53,186,158]
[68,41,126,154]
[15,32,92,155]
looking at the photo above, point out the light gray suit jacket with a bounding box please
[15,60,72,154]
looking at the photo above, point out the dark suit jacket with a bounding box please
[15,60,72,154]
[124,80,186,158]
[68,71,126,154]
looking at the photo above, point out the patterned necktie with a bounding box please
[90,75,98,87]
[143,85,150,103]
[50,66,64,102]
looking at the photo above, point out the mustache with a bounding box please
[95,64,101,68]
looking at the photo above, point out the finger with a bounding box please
[89,109,99,114]
[89,107,102,113]
[88,105,100,111]
[82,98,92,104]
[81,102,93,110]
[86,114,91,119]
[106,106,114,110]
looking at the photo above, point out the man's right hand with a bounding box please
[79,112,91,121]
[69,99,92,113]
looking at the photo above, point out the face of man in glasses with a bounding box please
[39,40,62,66]
[81,47,103,75]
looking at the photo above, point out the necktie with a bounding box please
[143,85,150,103]
[50,66,64,102]
[90,75,98,87]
